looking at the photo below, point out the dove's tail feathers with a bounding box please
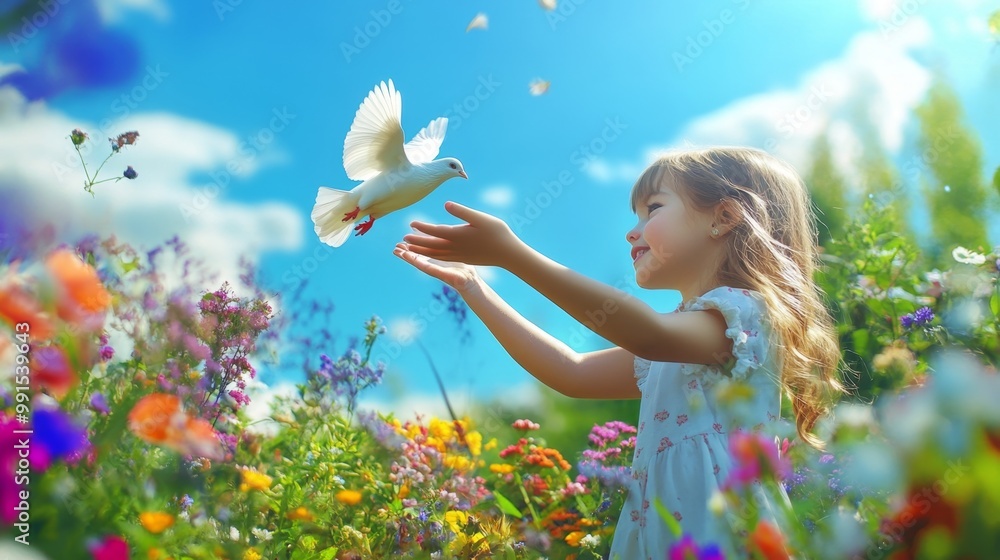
[312,187,358,248]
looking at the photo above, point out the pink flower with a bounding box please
[724,431,790,491]
[512,418,540,431]
[88,535,129,560]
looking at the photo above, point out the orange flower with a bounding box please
[748,521,790,560]
[139,511,175,534]
[0,281,54,340]
[286,506,314,522]
[44,248,111,329]
[128,393,224,460]
[336,489,363,506]
[564,531,586,547]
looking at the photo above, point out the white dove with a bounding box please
[311,79,468,248]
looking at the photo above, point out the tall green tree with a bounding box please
[850,102,915,243]
[914,78,991,265]
[804,132,849,247]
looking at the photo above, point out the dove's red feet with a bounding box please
[353,217,375,236]
[342,206,361,222]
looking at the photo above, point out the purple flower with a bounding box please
[577,461,631,489]
[123,166,138,179]
[100,344,115,361]
[668,534,725,560]
[900,306,934,329]
[33,406,90,471]
[90,393,110,415]
[914,306,934,324]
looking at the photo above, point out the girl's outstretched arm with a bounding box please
[402,202,735,366]
[392,246,640,399]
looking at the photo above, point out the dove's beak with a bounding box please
[458,170,468,179]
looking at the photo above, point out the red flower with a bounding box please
[31,346,77,399]
[749,521,790,560]
[881,484,961,560]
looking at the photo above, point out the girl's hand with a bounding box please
[393,243,482,294]
[399,201,527,269]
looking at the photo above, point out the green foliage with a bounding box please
[914,79,990,266]
[805,132,850,247]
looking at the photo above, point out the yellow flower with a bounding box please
[565,531,587,547]
[239,467,273,492]
[483,437,498,452]
[398,482,410,499]
[336,489,363,506]
[715,380,756,405]
[465,431,483,456]
[429,417,454,440]
[443,453,473,471]
[449,532,489,555]
[425,436,446,452]
[490,463,515,474]
[405,424,421,440]
[286,506,315,522]
[444,510,469,533]
[243,549,262,560]
[139,511,175,534]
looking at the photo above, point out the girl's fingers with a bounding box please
[444,201,484,223]
[410,221,458,238]
[398,243,450,260]
[402,233,451,250]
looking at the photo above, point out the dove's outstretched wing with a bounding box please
[403,117,448,165]
[343,80,409,181]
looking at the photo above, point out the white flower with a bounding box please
[252,527,273,541]
[580,534,602,548]
[229,527,241,541]
[952,246,986,265]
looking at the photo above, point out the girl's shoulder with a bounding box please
[677,286,764,315]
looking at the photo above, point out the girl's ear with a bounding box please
[711,198,742,235]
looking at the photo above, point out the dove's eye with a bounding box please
[449,163,457,169]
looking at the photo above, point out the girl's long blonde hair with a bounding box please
[631,146,845,449]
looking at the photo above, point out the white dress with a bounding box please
[608,286,789,559]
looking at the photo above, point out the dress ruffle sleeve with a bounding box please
[678,287,768,381]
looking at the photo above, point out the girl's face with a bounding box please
[626,186,715,289]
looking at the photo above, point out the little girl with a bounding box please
[393,146,844,557]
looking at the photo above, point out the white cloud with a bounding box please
[386,315,422,344]
[96,0,170,22]
[0,85,303,296]
[243,379,300,436]
[480,184,515,208]
[584,18,936,190]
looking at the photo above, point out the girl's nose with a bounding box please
[626,226,640,244]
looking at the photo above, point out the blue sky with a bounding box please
[1,0,998,419]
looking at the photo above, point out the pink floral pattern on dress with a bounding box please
[609,286,784,560]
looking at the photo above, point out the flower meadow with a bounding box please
[3,132,1000,560]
